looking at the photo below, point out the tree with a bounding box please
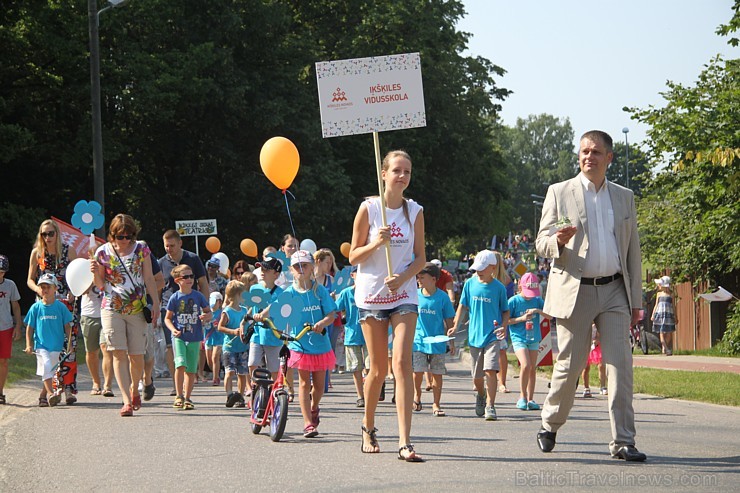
[498,114,576,230]
[606,141,651,197]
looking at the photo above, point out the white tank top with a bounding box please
[355,197,422,309]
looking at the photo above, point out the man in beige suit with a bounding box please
[535,130,646,462]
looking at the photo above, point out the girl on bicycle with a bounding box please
[350,150,426,462]
[275,250,337,438]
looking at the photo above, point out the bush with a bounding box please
[717,302,740,356]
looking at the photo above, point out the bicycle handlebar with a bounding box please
[243,314,325,343]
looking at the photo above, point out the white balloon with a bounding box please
[212,252,229,275]
[66,258,94,297]
[299,238,317,254]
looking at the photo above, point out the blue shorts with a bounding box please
[222,351,249,375]
[511,338,540,352]
[358,303,417,322]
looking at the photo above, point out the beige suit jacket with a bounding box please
[536,176,642,319]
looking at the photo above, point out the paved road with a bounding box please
[1,355,738,492]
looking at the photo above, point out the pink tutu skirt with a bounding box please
[288,350,336,372]
[588,345,602,365]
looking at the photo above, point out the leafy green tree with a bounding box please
[607,142,651,197]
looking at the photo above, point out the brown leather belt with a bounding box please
[580,273,622,286]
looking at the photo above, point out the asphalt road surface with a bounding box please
[1,355,738,492]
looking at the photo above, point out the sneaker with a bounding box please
[48,393,62,407]
[475,393,486,417]
[582,388,592,398]
[527,400,540,411]
[485,405,497,421]
[225,392,240,408]
[600,387,608,395]
[0,394,5,405]
[64,389,77,405]
[516,397,528,410]
[303,425,319,438]
[143,382,156,401]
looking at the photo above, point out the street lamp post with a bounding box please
[532,200,543,238]
[622,127,630,189]
[89,0,127,236]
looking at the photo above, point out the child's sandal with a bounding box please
[38,396,49,407]
[361,425,380,453]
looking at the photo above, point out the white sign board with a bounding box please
[316,52,426,138]
[175,219,217,237]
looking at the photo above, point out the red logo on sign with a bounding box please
[332,87,347,102]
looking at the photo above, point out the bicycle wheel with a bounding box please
[269,392,289,442]
[640,327,649,355]
[250,386,267,435]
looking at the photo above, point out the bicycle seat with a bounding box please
[254,377,274,387]
[251,368,274,387]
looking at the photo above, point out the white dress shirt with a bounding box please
[580,173,621,278]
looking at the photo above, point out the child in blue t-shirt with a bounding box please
[165,265,212,410]
[259,250,336,439]
[413,263,455,416]
[204,292,224,386]
[218,280,249,408]
[452,250,509,421]
[507,272,547,411]
[335,267,366,407]
[23,274,73,407]
[248,257,285,380]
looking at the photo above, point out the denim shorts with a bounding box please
[358,303,417,322]
[222,351,249,375]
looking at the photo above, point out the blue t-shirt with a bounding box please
[205,307,224,346]
[256,285,284,347]
[336,286,364,346]
[159,250,207,306]
[460,276,509,348]
[166,290,209,343]
[414,288,455,354]
[285,284,337,355]
[24,299,73,352]
[507,294,544,344]
[221,305,248,353]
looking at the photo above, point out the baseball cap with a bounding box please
[519,272,541,297]
[654,275,671,288]
[419,262,440,279]
[256,257,282,273]
[206,257,220,268]
[430,259,442,268]
[209,291,223,306]
[290,250,314,266]
[469,250,497,272]
[37,273,58,288]
[0,254,8,272]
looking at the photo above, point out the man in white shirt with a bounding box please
[534,130,645,462]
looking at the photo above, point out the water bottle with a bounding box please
[526,319,535,342]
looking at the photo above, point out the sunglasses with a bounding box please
[41,231,56,238]
[235,270,245,275]
[178,274,195,279]
[115,234,133,240]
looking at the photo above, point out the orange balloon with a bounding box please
[340,242,351,258]
[260,136,300,190]
[205,236,221,254]
[240,238,258,257]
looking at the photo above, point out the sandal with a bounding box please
[38,397,49,407]
[311,407,320,427]
[120,404,134,417]
[433,409,446,417]
[303,425,319,438]
[103,389,115,397]
[398,444,424,462]
[288,393,295,403]
[131,394,142,411]
[361,426,379,453]
[498,385,510,393]
[90,388,102,396]
[183,399,195,410]
[173,396,185,408]
[413,401,423,412]
[0,394,5,405]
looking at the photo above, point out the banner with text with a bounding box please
[175,219,217,237]
[316,53,426,138]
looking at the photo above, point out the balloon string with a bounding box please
[282,189,318,328]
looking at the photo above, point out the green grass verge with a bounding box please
[506,353,740,406]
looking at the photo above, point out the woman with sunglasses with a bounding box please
[92,214,160,417]
[27,219,79,404]
[230,260,249,281]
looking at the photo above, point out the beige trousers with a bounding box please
[541,280,637,451]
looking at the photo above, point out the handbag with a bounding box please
[111,243,152,322]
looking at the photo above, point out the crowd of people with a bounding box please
[1,131,650,462]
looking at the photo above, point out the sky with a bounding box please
[458,0,738,149]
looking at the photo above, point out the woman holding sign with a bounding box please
[350,150,425,462]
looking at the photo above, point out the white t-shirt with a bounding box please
[81,286,103,318]
[355,197,422,310]
[0,278,21,331]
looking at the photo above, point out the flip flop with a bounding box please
[90,388,102,396]
[433,409,446,417]
[413,401,422,412]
